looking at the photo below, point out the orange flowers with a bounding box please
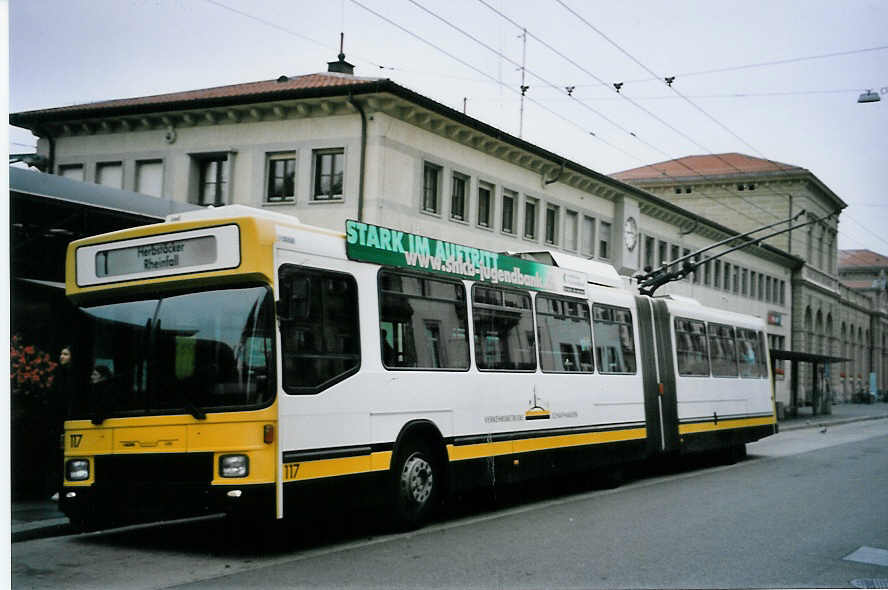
[10,335,57,396]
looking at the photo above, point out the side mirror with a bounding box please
[277,276,311,321]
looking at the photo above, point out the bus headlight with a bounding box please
[66,459,90,481]
[219,454,249,478]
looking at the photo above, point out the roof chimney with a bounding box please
[328,33,354,75]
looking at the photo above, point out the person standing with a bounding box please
[48,345,76,500]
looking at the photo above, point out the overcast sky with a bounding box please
[8,0,888,253]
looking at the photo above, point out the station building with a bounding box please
[11,56,803,407]
[613,154,888,404]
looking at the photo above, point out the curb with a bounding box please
[778,413,888,432]
[11,518,72,543]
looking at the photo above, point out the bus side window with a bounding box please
[378,270,469,370]
[592,304,637,374]
[472,285,536,371]
[737,328,760,378]
[536,294,593,373]
[757,331,769,378]
[278,265,360,394]
[675,317,710,376]
[708,322,738,377]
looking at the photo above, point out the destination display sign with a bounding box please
[345,220,587,296]
[96,235,217,278]
[75,225,241,287]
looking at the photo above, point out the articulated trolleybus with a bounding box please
[61,205,776,530]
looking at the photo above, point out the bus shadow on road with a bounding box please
[73,448,755,557]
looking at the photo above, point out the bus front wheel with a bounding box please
[393,444,439,528]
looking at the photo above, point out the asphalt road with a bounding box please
[12,419,888,589]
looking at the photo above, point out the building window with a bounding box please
[58,164,84,181]
[313,149,343,201]
[714,260,722,289]
[451,173,468,221]
[423,162,441,214]
[96,162,123,189]
[198,156,229,206]
[750,272,757,300]
[733,266,740,294]
[564,210,578,251]
[524,197,538,240]
[779,280,786,306]
[703,257,711,286]
[545,205,559,245]
[266,153,296,203]
[658,240,668,266]
[502,189,516,233]
[599,221,611,259]
[682,248,690,281]
[723,262,731,291]
[741,268,748,296]
[644,236,655,270]
[581,216,596,257]
[477,182,492,228]
[135,160,163,197]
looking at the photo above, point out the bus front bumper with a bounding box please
[60,482,276,531]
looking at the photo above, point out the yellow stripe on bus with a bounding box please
[284,427,648,482]
[284,451,393,482]
[678,415,776,435]
[448,427,647,462]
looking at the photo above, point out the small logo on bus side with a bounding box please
[70,434,83,448]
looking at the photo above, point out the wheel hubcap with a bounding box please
[401,455,433,505]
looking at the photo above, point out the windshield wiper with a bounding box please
[182,395,207,420]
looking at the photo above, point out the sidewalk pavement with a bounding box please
[10,401,888,543]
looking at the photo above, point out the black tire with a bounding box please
[392,443,440,529]
[723,443,747,464]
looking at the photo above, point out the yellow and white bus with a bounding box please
[60,205,776,530]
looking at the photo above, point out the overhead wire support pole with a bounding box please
[519,27,528,138]
[637,210,834,297]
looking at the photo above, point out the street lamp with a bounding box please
[857,89,881,103]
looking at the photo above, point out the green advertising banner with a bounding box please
[345,220,587,296]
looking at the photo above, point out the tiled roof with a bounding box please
[611,153,805,181]
[11,72,385,121]
[840,279,879,290]
[839,249,888,268]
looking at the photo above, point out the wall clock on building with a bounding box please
[623,216,638,251]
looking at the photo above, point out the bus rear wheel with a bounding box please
[393,444,439,528]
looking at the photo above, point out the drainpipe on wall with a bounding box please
[347,94,367,222]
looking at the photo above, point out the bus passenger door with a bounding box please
[635,297,680,453]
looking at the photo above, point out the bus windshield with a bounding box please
[72,285,275,421]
